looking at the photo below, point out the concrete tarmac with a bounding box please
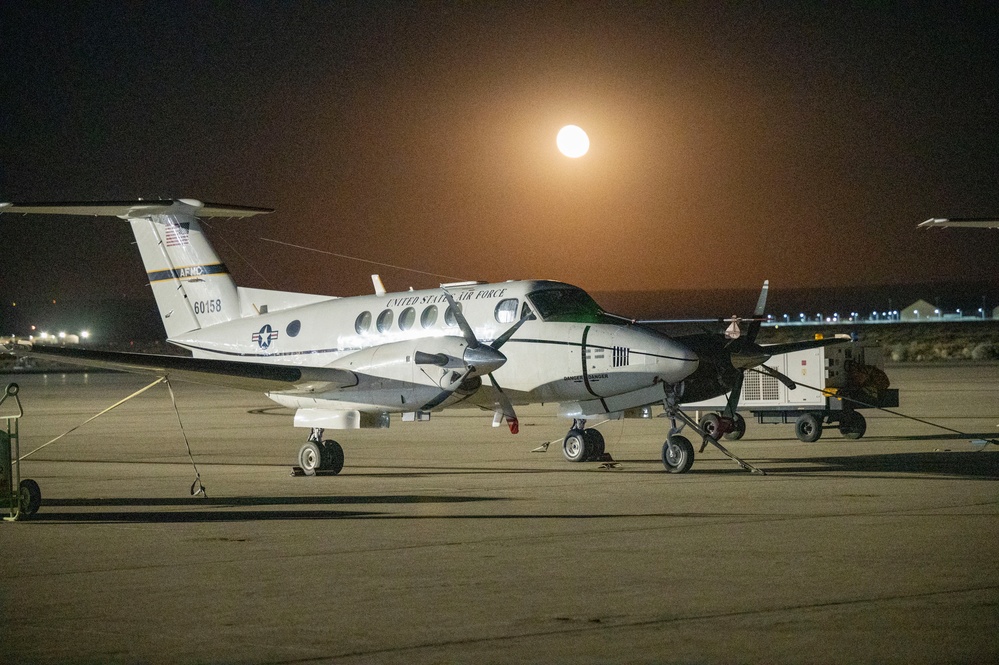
[1,365,997,663]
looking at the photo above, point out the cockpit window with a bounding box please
[527,287,611,323]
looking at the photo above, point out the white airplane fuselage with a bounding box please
[170,279,699,420]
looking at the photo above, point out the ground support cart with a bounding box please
[686,343,899,442]
[2,383,40,520]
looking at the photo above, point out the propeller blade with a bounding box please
[491,310,535,350]
[723,371,745,419]
[488,372,519,434]
[444,369,469,391]
[442,291,478,349]
[745,279,769,343]
[753,280,770,317]
[756,364,797,390]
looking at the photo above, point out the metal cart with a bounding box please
[2,383,40,521]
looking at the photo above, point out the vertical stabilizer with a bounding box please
[0,199,273,338]
[129,213,239,336]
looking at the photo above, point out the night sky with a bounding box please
[3,3,999,309]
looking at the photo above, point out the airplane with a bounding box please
[0,199,836,476]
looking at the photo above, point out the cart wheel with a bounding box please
[795,413,823,442]
[19,479,41,516]
[725,413,747,440]
[839,411,867,439]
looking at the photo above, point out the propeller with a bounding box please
[711,281,798,426]
[437,291,533,433]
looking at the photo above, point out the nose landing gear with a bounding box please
[664,391,765,475]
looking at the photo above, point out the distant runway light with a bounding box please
[557,125,589,158]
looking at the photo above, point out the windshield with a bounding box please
[527,287,613,323]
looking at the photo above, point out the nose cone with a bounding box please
[615,328,697,384]
[647,336,699,384]
[463,345,507,376]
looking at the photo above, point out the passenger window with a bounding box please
[495,298,519,324]
[444,303,462,327]
[376,309,394,333]
[421,305,438,328]
[399,307,416,331]
[355,311,372,334]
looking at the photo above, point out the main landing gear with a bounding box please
[297,428,345,476]
[561,419,606,462]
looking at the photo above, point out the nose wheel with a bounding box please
[662,435,694,473]
[663,397,765,475]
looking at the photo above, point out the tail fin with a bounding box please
[0,199,272,337]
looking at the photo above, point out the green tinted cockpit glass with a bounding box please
[527,287,611,323]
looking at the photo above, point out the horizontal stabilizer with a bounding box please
[0,199,272,219]
[21,345,357,393]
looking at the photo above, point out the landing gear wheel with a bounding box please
[18,479,41,516]
[321,440,345,474]
[582,429,605,461]
[838,411,867,439]
[725,413,747,441]
[699,413,722,439]
[662,436,694,474]
[298,441,322,476]
[795,413,823,442]
[562,430,589,463]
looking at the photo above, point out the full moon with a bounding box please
[556,125,589,158]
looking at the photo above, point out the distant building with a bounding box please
[900,299,940,321]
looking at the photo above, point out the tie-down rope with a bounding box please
[19,375,207,496]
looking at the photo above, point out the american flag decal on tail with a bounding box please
[164,221,191,247]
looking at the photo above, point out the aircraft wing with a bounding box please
[18,344,358,393]
[760,336,852,356]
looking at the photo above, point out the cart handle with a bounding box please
[0,383,23,421]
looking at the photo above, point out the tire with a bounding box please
[699,413,722,439]
[323,440,345,475]
[725,413,747,441]
[795,413,823,442]
[582,429,605,461]
[838,411,867,440]
[19,478,41,516]
[562,430,588,463]
[662,436,694,474]
[298,441,322,476]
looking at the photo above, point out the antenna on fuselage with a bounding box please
[371,274,386,296]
